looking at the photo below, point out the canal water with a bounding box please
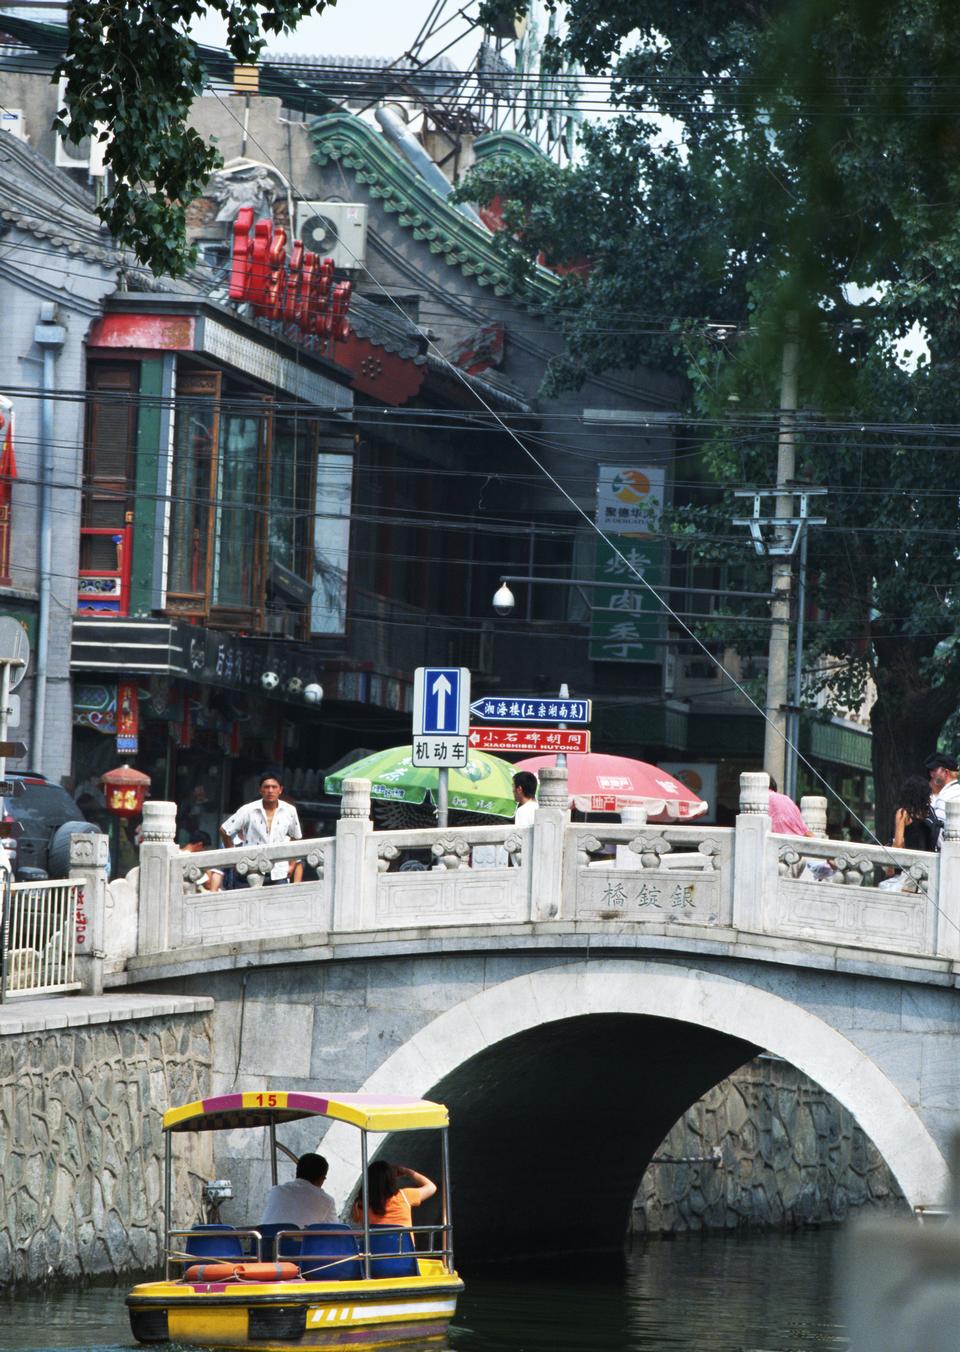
[0,1230,846,1351]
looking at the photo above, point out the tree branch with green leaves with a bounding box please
[55,0,333,275]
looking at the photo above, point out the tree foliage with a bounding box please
[56,1,332,274]
[463,0,960,831]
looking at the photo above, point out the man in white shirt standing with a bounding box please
[220,769,303,884]
[925,752,960,833]
[512,771,539,826]
[260,1153,337,1227]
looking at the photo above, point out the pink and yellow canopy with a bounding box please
[163,1091,448,1134]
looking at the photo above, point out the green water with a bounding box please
[0,1230,846,1351]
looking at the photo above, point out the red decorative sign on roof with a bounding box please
[229,207,352,349]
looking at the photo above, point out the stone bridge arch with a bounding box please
[322,959,947,1260]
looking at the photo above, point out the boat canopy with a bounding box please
[163,1090,449,1134]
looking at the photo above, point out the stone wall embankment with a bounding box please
[1,1000,213,1284]
[632,1055,906,1235]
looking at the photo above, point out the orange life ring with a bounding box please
[184,1262,240,1282]
[233,1262,301,1283]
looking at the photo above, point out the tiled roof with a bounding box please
[0,128,117,266]
[348,294,426,362]
[309,112,558,306]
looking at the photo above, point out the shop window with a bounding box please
[167,371,220,616]
[312,452,353,635]
[82,362,138,560]
[211,407,266,621]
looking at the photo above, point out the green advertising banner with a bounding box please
[589,537,665,662]
[590,465,667,663]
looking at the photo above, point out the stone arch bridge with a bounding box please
[90,770,960,1261]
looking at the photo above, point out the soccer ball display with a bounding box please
[303,682,324,705]
[261,670,280,691]
[287,676,304,695]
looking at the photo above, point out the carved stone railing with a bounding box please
[766,832,939,956]
[116,771,960,966]
[565,822,734,926]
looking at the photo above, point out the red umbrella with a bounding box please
[514,752,708,822]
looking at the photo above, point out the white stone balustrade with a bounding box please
[90,771,960,969]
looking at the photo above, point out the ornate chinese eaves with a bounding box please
[309,114,559,307]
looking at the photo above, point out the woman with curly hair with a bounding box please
[892,775,941,852]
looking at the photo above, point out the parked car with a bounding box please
[1,773,104,880]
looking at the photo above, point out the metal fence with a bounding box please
[1,874,83,1000]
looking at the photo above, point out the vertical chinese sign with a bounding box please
[589,465,667,662]
[0,398,16,587]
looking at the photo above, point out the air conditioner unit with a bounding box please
[294,201,368,270]
[54,77,108,176]
[0,109,26,142]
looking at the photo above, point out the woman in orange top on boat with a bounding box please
[352,1160,437,1227]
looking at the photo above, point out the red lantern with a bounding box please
[101,763,151,817]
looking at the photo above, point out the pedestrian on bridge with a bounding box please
[512,771,539,826]
[925,753,960,839]
[220,769,303,885]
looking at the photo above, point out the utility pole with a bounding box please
[764,314,800,789]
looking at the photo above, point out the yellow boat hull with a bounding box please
[127,1270,464,1350]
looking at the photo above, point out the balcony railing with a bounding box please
[77,526,132,615]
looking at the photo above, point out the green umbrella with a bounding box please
[324,744,517,818]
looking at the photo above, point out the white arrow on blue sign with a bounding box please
[470,696,591,725]
[413,666,471,737]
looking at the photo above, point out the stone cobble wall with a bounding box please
[1,1013,213,1284]
[631,1055,906,1234]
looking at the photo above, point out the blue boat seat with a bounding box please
[184,1224,244,1261]
[257,1222,301,1261]
[299,1223,362,1281]
[367,1224,418,1278]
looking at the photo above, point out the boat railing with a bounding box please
[166,1222,455,1280]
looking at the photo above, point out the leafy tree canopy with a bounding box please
[57,0,333,275]
[463,0,960,829]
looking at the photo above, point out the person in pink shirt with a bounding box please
[767,777,812,837]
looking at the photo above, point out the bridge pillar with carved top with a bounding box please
[530,765,568,920]
[137,800,179,954]
[936,798,960,959]
[732,772,772,933]
[69,831,109,995]
[333,778,372,929]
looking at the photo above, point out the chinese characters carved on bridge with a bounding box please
[601,880,695,911]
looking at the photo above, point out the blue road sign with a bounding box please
[413,667,471,737]
[470,696,591,725]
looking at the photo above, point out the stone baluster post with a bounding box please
[935,798,960,960]
[531,765,568,921]
[69,831,109,995]
[800,796,828,838]
[732,771,772,934]
[334,778,372,930]
[136,801,179,954]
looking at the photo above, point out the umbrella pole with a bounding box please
[437,767,449,828]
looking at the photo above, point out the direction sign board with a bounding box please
[470,697,591,725]
[0,616,29,691]
[412,735,469,768]
[468,727,591,754]
[413,667,471,737]
[0,741,26,759]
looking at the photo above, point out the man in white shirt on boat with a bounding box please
[220,769,303,884]
[260,1153,337,1227]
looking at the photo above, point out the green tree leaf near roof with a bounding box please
[460,0,960,834]
[55,0,336,276]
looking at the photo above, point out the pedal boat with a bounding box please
[127,1090,463,1349]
